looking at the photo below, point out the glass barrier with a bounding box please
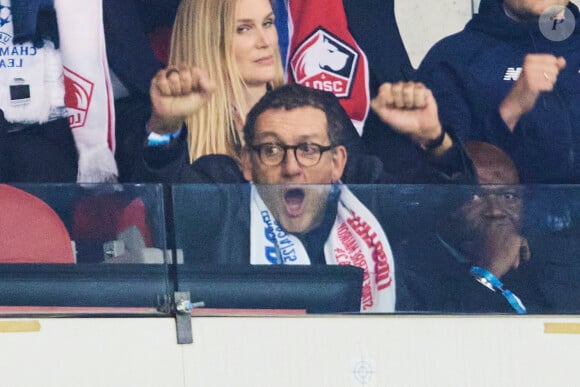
[0,183,171,316]
[172,183,580,315]
[2,183,579,316]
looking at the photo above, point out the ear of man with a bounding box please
[331,145,348,182]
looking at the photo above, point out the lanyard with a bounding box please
[470,266,527,314]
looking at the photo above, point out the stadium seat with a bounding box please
[0,184,75,263]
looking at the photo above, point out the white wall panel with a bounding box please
[396,0,579,68]
[2,316,578,387]
[396,0,473,68]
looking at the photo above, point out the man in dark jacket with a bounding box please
[397,141,549,313]
[417,0,579,183]
[175,84,405,312]
[141,73,474,185]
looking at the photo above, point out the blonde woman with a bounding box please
[142,0,284,182]
[140,0,364,185]
[141,0,471,184]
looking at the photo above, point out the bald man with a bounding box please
[439,142,530,282]
[397,141,547,313]
[465,141,519,185]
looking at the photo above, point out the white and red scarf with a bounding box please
[283,0,370,135]
[250,184,396,313]
[55,0,117,182]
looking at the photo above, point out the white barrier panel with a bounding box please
[1,315,579,387]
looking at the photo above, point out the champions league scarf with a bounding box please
[0,0,116,182]
[250,184,396,313]
[282,0,370,135]
[0,0,65,124]
[55,0,117,182]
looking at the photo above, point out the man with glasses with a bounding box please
[238,84,397,312]
[175,83,471,312]
[140,73,474,185]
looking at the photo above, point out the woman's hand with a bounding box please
[148,64,216,134]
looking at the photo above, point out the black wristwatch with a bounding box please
[421,128,446,151]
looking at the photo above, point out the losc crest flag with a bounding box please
[283,0,370,135]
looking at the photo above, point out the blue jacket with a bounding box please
[417,0,580,183]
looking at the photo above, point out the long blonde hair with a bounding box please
[169,0,285,163]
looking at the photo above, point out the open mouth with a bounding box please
[284,188,305,217]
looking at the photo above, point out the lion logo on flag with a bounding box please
[290,28,358,98]
[64,67,94,129]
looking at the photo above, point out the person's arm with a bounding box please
[138,128,190,183]
[499,54,566,130]
[417,47,568,147]
[139,130,246,184]
[370,82,448,153]
[370,81,475,183]
[442,201,529,276]
[461,236,530,314]
[466,229,530,280]
[440,232,531,314]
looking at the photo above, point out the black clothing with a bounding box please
[397,230,550,314]
[343,0,426,177]
[138,128,475,184]
[0,113,78,183]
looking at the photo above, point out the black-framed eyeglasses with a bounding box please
[250,142,335,167]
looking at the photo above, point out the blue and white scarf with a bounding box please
[250,184,396,312]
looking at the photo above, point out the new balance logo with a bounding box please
[503,67,522,81]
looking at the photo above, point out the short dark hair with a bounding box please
[243,83,352,147]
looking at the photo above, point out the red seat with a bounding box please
[71,194,152,246]
[0,184,75,263]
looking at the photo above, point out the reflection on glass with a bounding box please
[3,183,580,315]
[174,183,396,313]
[0,183,170,313]
[252,184,395,313]
[174,183,580,315]
[0,184,168,264]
